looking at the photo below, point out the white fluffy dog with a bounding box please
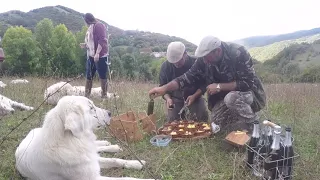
[70,86,119,99]
[91,87,120,99]
[0,81,7,88]
[0,94,34,117]
[10,79,29,84]
[15,96,154,180]
[44,81,73,105]
[45,82,119,105]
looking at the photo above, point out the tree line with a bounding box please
[0,18,165,82]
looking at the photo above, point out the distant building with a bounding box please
[139,48,152,54]
[151,52,166,58]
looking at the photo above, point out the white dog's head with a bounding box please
[55,96,111,138]
[0,100,14,116]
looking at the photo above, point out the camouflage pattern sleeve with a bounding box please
[174,58,206,93]
[234,47,255,91]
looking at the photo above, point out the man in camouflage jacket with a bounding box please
[149,36,266,133]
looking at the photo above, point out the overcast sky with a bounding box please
[1,0,319,45]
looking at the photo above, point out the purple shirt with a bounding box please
[93,21,108,57]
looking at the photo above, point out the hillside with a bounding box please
[255,39,320,83]
[249,34,320,62]
[0,5,197,52]
[265,40,320,69]
[234,27,320,49]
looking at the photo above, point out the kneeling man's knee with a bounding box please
[224,91,240,109]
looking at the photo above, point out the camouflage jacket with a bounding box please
[159,55,206,101]
[174,42,266,112]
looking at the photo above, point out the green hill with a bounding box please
[249,34,320,62]
[0,5,197,52]
[255,39,320,83]
[233,27,320,49]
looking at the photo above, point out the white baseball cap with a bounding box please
[166,41,185,63]
[195,36,221,58]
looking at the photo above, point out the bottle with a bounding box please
[253,124,269,177]
[266,120,273,146]
[147,98,154,115]
[264,128,282,180]
[281,127,294,180]
[246,120,260,169]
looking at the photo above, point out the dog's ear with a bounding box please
[64,112,84,138]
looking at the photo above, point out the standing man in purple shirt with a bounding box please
[80,13,109,99]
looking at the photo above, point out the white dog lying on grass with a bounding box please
[44,81,73,105]
[44,82,119,105]
[71,86,120,99]
[0,81,7,88]
[0,94,34,117]
[10,79,29,84]
[15,95,154,180]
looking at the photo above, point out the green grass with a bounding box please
[0,77,319,180]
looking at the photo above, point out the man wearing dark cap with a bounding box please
[80,13,109,99]
[149,36,266,133]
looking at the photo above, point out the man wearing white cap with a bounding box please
[149,36,266,133]
[159,41,208,122]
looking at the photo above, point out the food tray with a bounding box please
[157,120,212,141]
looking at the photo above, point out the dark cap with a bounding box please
[83,13,97,24]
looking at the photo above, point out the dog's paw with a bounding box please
[124,160,146,170]
[97,145,123,153]
[109,145,123,152]
[95,140,111,146]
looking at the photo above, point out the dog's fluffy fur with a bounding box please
[0,81,7,88]
[15,96,154,180]
[45,82,119,105]
[10,79,29,84]
[0,94,34,117]
[70,86,119,99]
[44,81,73,105]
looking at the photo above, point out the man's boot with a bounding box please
[85,80,93,98]
[100,79,108,99]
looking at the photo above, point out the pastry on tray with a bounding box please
[179,120,189,124]
[170,131,177,135]
[170,121,179,126]
[187,124,196,129]
[195,129,205,135]
[162,126,172,131]
[182,130,194,138]
[178,124,185,128]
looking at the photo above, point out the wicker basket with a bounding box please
[108,111,156,142]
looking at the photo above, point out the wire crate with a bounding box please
[244,138,300,180]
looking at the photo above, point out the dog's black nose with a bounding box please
[108,111,111,116]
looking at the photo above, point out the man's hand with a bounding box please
[206,83,219,95]
[166,98,174,109]
[149,86,166,99]
[94,53,100,62]
[186,95,196,106]
[79,43,86,49]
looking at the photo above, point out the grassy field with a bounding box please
[0,77,319,180]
